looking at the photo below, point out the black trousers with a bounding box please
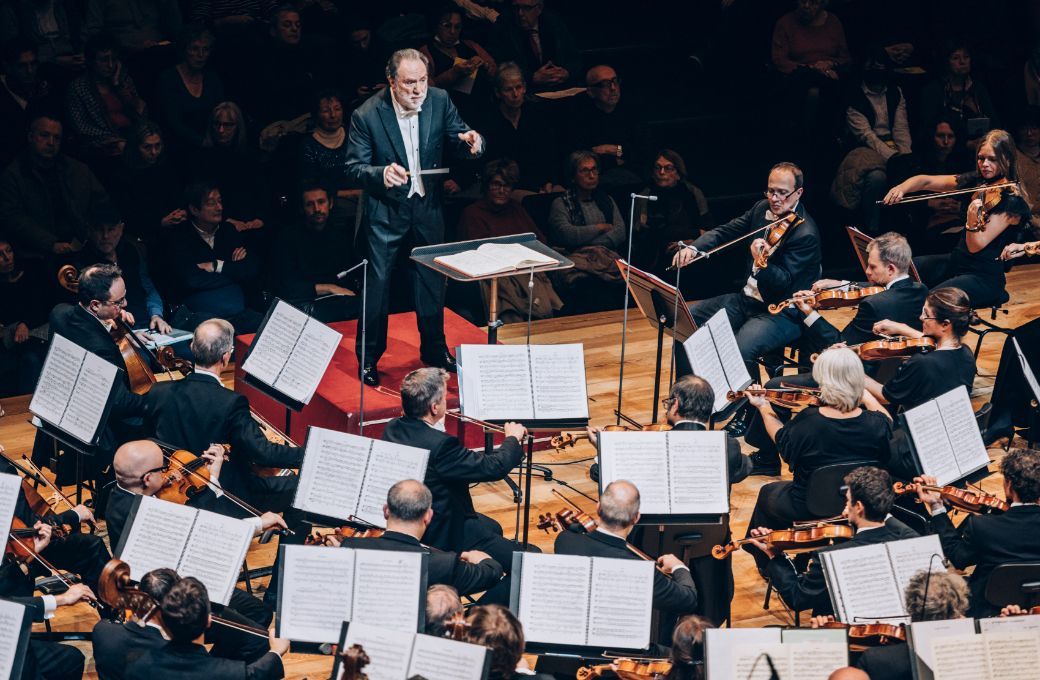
[357,196,448,366]
[42,532,110,594]
[914,253,1007,309]
[462,513,541,573]
[207,589,272,662]
[23,640,84,680]
[745,481,810,571]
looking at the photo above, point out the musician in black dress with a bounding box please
[884,129,1031,309]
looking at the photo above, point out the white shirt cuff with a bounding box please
[929,506,947,517]
[215,260,224,273]
[671,565,690,574]
[472,133,484,154]
[804,311,821,326]
[249,516,263,535]
[42,595,57,619]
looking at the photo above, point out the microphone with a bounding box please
[630,192,658,201]
[337,259,369,280]
[764,654,780,680]
[917,553,951,622]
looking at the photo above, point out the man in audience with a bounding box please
[337,480,505,600]
[917,447,1040,616]
[166,182,262,334]
[124,577,288,677]
[489,0,579,91]
[0,112,109,257]
[749,466,918,615]
[566,64,645,186]
[270,182,358,323]
[0,236,51,396]
[0,39,52,168]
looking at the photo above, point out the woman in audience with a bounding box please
[109,121,186,247]
[420,4,496,117]
[155,25,225,161]
[913,115,972,248]
[548,150,625,252]
[465,604,552,680]
[193,101,270,230]
[298,88,350,193]
[920,40,998,140]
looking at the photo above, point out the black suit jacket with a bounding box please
[338,530,503,596]
[144,372,302,500]
[930,504,1040,616]
[92,619,166,680]
[857,641,912,680]
[381,416,522,552]
[802,278,928,352]
[165,220,259,316]
[689,200,821,308]
[125,642,283,679]
[670,421,751,486]
[554,528,698,615]
[766,517,920,615]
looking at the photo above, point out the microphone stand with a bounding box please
[615,193,657,425]
[338,259,369,435]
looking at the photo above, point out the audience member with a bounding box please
[0,112,110,257]
[919,40,998,142]
[165,182,263,333]
[0,39,53,168]
[633,149,713,276]
[420,4,497,117]
[1013,108,1040,229]
[65,33,146,160]
[297,89,350,193]
[547,150,625,251]
[0,0,84,70]
[914,115,972,246]
[1025,41,1040,108]
[82,0,181,55]
[489,0,579,92]
[340,17,386,108]
[0,237,50,396]
[189,0,275,26]
[566,64,646,186]
[193,101,271,228]
[155,25,225,160]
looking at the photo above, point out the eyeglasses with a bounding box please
[590,77,619,90]
[488,180,512,190]
[102,296,127,307]
[660,397,676,408]
[764,188,795,199]
[140,464,169,484]
[577,166,599,175]
[654,164,677,173]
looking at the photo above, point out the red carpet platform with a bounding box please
[234,310,496,448]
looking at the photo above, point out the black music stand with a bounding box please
[616,260,698,422]
[846,226,922,282]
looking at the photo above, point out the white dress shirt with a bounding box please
[389,90,425,198]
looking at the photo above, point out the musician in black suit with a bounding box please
[344,48,484,386]
[336,480,505,599]
[382,368,537,571]
[917,447,1040,617]
[555,481,699,618]
[124,577,288,679]
[749,466,919,615]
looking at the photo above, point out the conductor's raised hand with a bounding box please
[383,163,409,188]
[458,130,482,155]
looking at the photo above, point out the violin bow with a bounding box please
[8,534,101,612]
[12,457,98,532]
[876,180,1019,205]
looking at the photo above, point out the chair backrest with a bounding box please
[984,562,1040,609]
[804,461,876,518]
[889,504,929,536]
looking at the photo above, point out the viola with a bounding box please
[893,481,1008,514]
[966,183,1024,233]
[155,447,228,505]
[443,610,472,641]
[551,421,672,451]
[712,522,854,559]
[305,526,386,546]
[333,644,370,680]
[852,336,935,362]
[577,658,673,680]
[753,213,804,269]
[726,388,821,410]
[818,621,906,648]
[768,285,885,315]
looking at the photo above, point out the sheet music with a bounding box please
[354,440,429,527]
[0,599,25,680]
[530,344,589,420]
[586,557,654,649]
[274,316,341,404]
[885,535,945,603]
[930,634,989,679]
[909,618,977,677]
[342,622,413,680]
[409,634,489,680]
[0,474,22,539]
[667,431,729,514]
[935,387,989,479]
[707,310,752,393]
[458,345,535,420]
[1014,338,1040,401]
[978,614,1040,634]
[821,543,905,623]
[732,642,789,680]
[30,334,118,444]
[904,400,960,485]
[705,628,782,680]
[983,631,1040,677]
[294,427,371,522]
[681,324,730,414]
[279,545,356,643]
[29,334,83,427]
[515,553,592,647]
[598,432,671,513]
[351,549,423,632]
[116,496,197,581]
[177,510,253,605]
[242,300,306,386]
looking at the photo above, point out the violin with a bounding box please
[155,446,229,505]
[851,336,935,362]
[333,644,370,680]
[443,610,472,641]
[726,388,821,410]
[11,457,98,533]
[711,522,854,559]
[6,517,70,564]
[966,183,1024,233]
[304,526,385,546]
[577,658,673,680]
[893,481,1008,514]
[550,418,672,451]
[818,621,906,649]
[768,285,885,315]
[753,213,804,269]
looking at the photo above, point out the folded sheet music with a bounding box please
[458,344,589,422]
[114,495,254,605]
[277,545,426,643]
[241,299,342,405]
[29,333,120,445]
[681,309,753,414]
[598,430,728,514]
[706,628,848,680]
[926,629,1040,680]
[293,427,429,527]
[0,598,32,680]
[434,242,557,278]
[903,385,990,486]
[820,534,944,624]
[511,553,654,650]
[336,622,491,680]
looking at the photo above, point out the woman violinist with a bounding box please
[883,129,1031,309]
[743,348,894,572]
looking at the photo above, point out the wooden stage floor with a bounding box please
[1,263,1037,678]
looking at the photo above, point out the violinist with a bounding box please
[555,481,698,620]
[666,614,711,680]
[748,466,918,615]
[382,368,537,573]
[670,163,821,410]
[883,129,1031,309]
[335,480,506,602]
[463,604,554,680]
[915,447,1040,617]
[743,348,893,557]
[124,577,289,679]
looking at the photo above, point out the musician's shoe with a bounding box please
[360,364,380,387]
[724,405,752,437]
[422,350,457,373]
[748,451,781,477]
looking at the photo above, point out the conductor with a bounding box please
[345,48,484,387]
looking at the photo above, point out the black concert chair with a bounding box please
[984,562,1040,611]
[966,290,1012,365]
[889,504,929,536]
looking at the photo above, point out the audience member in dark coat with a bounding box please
[0,237,51,395]
[155,25,225,156]
[0,40,56,169]
[489,3,579,91]
[565,65,647,186]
